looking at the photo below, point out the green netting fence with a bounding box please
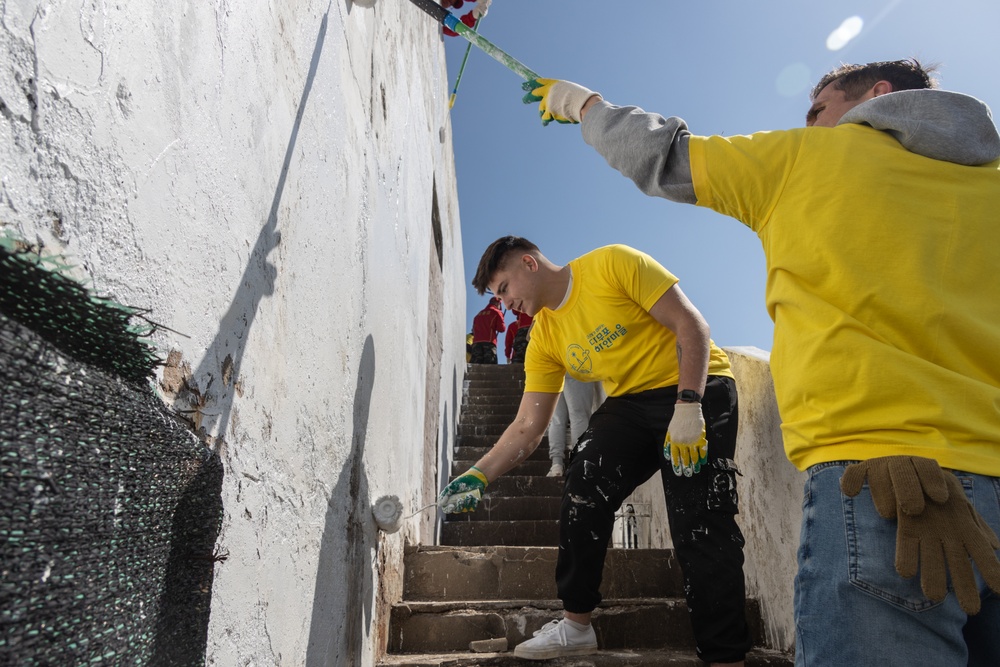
[0,241,224,665]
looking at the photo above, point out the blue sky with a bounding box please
[443,1,1000,354]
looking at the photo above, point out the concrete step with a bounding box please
[453,437,551,454]
[403,547,683,601]
[451,459,553,478]
[441,520,560,547]
[458,423,516,438]
[479,475,564,497]
[462,394,522,407]
[388,598,766,653]
[459,411,520,426]
[439,496,561,522]
[463,380,525,387]
[463,384,524,395]
[464,364,525,378]
[461,386,524,397]
[379,647,793,666]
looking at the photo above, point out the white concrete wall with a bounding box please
[726,347,804,653]
[623,347,804,653]
[1,1,465,665]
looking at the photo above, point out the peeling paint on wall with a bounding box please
[2,0,466,664]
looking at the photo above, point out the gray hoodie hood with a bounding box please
[839,89,1000,166]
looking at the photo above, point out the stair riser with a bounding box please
[451,460,552,477]
[378,649,791,666]
[467,476,564,497]
[389,601,765,653]
[452,439,551,456]
[441,520,560,547]
[404,547,684,601]
[459,413,521,425]
[441,496,560,522]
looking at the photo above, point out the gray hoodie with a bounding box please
[582,88,1000,205]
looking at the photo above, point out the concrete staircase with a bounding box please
[380,364,793,666]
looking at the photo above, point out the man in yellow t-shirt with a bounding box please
[523,59,1000,665]
[438,237,751,664]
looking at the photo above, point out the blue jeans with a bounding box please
[794,462,1000,667]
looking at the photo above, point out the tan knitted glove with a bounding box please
[841,456,1000,614]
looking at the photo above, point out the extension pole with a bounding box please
[449,17,480,109]
[408,0,540,81]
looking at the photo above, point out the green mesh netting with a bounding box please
[0,242,160,386]
[0,243,224,665]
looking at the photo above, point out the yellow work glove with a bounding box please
[521,78,600,126]
[437,466,488,514]
[841,456,1000,614]
[664,402,708,477]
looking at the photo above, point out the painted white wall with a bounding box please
[620,347,804,653]
[1,1,464,664]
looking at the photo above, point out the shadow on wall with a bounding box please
[188,9,329,447]
[150,452,225,665]
[306,335,377,667]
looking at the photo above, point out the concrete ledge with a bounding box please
[389,598,765,653]
[404,547,683,601]
[379,647,792,666]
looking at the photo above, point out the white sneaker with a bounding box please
[546,462,565,477]
[513,619,598,660]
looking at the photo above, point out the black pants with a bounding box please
[555,375,751,663]
[469,342,497,364]
[510,328,530,363]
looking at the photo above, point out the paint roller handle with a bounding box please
[409,0,450,22]
[407,0,540,81]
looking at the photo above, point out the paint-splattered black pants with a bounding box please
[556,375,752,663]
[469,342,497,364]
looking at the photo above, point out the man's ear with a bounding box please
[872,80,893,97]
[522,254,539,272]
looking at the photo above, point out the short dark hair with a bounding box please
[472,236,540,295]
[811,58,938,101]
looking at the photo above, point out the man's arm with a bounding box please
[581,100,696,205]
[475,391,560,481]
[522,79,694,202]
[647,284,709,397]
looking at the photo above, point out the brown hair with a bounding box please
[471,236,540,295]
[811,58,938,101]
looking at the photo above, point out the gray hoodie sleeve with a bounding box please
[581,100,696,205]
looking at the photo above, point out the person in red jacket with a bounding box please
[470,296,506,364]
[504,318,519,363]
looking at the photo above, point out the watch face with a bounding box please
[679,390,701,402]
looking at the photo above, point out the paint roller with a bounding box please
[407,0,540,81]
[371,495,441,533]
[371,490,485,532]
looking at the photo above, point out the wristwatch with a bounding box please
[678,389,702,403]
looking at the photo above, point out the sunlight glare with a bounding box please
[826,16,864,51]
[776,63,812,97]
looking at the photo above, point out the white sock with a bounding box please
[564,619,590,631]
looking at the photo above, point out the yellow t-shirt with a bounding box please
[690,124,1000,475]
[524,244,733,396]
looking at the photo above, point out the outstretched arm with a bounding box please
[582,100,696,204]
[522,78,695,203]
[475,391,560,481]
[438,390,559,513]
